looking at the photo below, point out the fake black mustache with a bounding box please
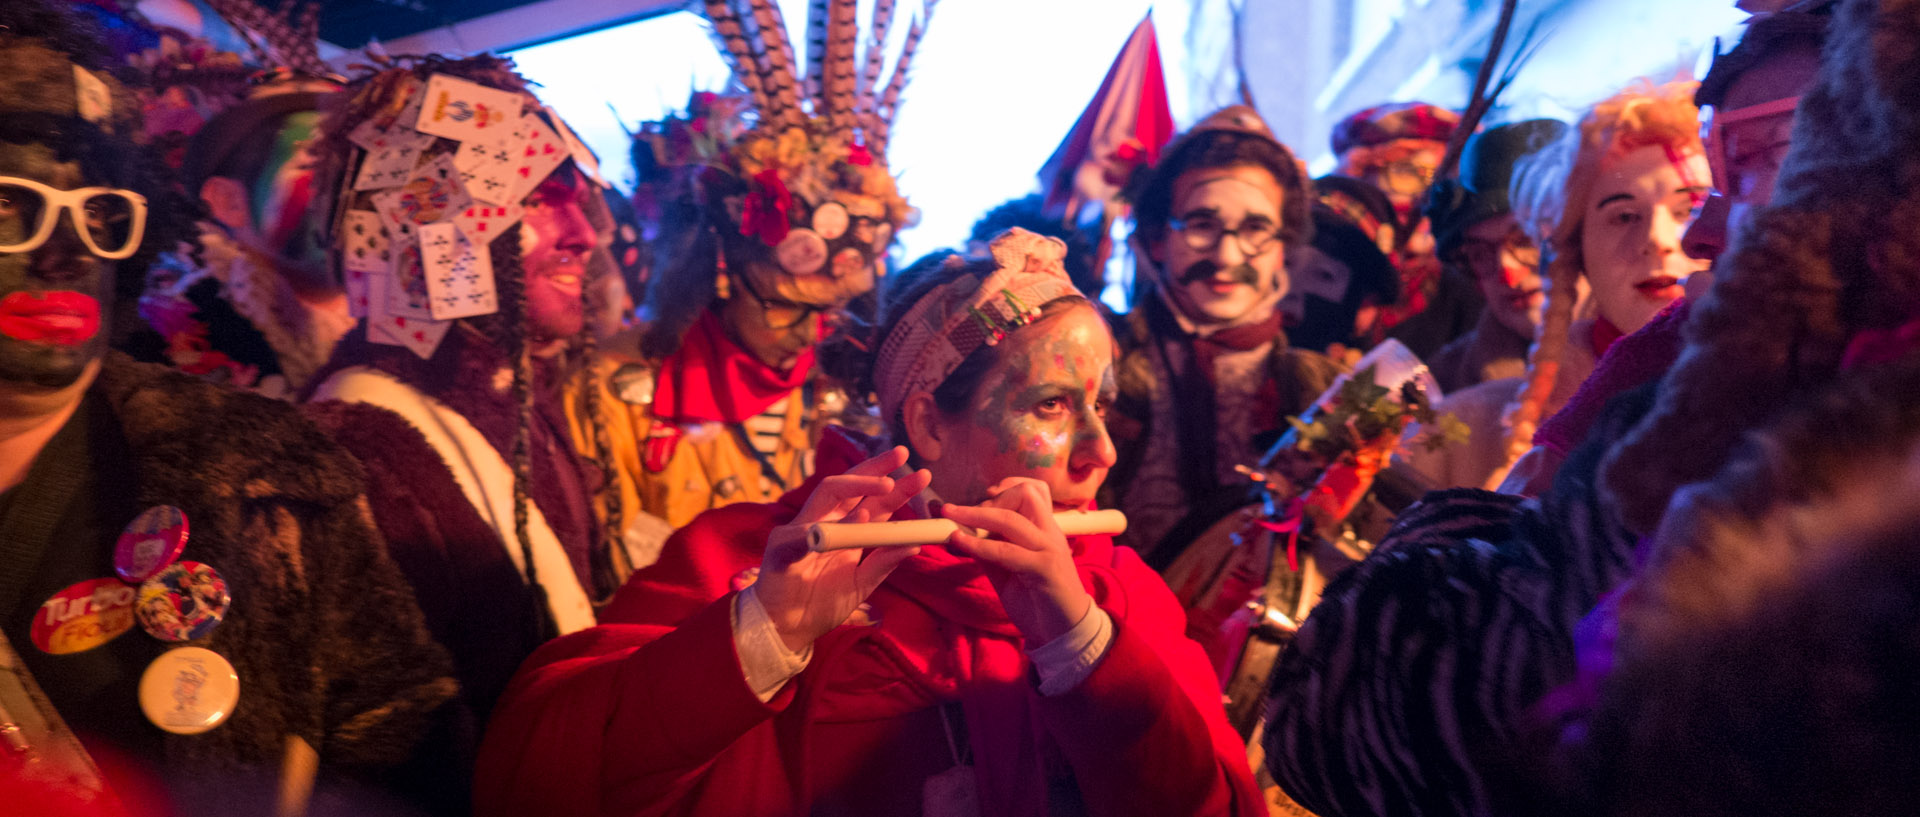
[1177,261,1261,288]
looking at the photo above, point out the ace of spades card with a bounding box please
[415,74,524,143]
[341,210,391,274]
[505,113,570,203]
[451,203,524,245]
[419,223,499,320]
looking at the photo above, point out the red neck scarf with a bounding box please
[1590,316,1626,359]
[651,309,814,424]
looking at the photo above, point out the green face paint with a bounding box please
[926,304,1119,509]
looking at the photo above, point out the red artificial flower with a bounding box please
[846,141,873,167]
[739,169,793,246]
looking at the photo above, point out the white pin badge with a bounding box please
[138,647,239,735]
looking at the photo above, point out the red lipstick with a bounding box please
[0,291,102,346]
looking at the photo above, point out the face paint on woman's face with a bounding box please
[1580,144,1711,335]
[927,304,1119,510]
[0,144,117,389]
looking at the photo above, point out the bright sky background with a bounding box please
[509,1,1164,268]
[510,0,1749,292]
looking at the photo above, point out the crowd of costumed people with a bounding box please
[3,0,1919,815]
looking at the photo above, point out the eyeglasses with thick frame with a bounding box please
[732,267,839,331]
[0,177,148,260]
[1703,95,1800,195]
[1168,213,1284,256]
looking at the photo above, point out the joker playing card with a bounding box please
[415,74,524,143]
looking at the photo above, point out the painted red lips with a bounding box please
[0,291,102,346]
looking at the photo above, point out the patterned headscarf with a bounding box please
[873,228,1080,426]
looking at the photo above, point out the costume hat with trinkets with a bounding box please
[633,0,928,360]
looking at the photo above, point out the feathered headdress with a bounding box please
[637,0,930,286]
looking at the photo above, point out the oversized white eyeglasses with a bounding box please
[0,177,148,260]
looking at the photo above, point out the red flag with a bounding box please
[1037,13,1176,220]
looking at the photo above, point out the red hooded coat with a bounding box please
[473,428,1261,817]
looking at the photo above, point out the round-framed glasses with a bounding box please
[1168,215,1283,256]
[734,267,837,330]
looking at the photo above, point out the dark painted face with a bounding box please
[0,142,119,389]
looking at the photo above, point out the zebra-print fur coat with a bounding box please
[1261,385,1656,817]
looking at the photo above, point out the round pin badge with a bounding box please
[774,229,829,275]
[114,506,189,584]
[135,561,229,643]
[811,201,849,240]
[138,647,239,735]
[30,577,138,654]
[830,247,867,279]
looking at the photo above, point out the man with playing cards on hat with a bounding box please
[570,20,918,568]
[299,54,624,757]
[0,3,456,813]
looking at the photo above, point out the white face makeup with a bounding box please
[1154,164,1288,325]
[1580,144,1712,335]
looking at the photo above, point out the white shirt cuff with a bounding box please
[732,585,812,702]
[1026,601,1114,696]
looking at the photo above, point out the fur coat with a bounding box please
[89,353,457,807]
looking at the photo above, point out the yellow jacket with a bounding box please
[565,336,872,576]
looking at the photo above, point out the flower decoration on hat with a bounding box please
[633,0,929,296]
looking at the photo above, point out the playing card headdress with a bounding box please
[313,54,626,607]
[635,0,928,308]
[316,56,611,358]
[872,228,1080,427]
